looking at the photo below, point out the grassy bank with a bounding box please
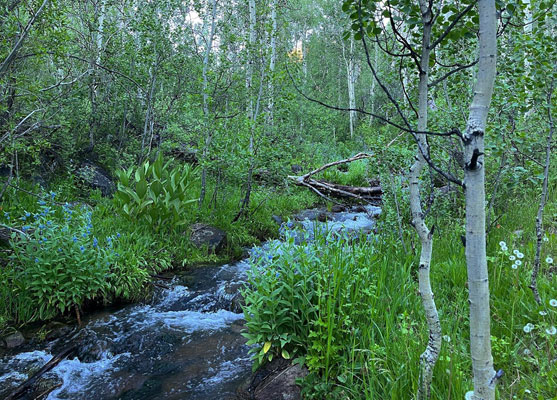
[0,177,318,331]
[242,187,557,399]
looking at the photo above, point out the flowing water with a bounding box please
[0,205,380,400]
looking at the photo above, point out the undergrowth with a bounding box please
[242,187,557,399]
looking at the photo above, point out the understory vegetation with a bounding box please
[243,188,557,399]
[0,178,318,326]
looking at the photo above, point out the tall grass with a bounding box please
[242,189,557,399]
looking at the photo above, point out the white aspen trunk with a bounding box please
[89,0,106,149]
[246,0,256,120]
[369,41,378,124]
[411,3,442,399]
[141,64,156,158]
[235,0,257,219]
[530,83,554,303]
[463,1,498,398]
[347,36,356,138]
[301,26,308,78]
[199,0,218,207]
[524,0,534,116]
[268,0,277,126]
[96,0,106,66]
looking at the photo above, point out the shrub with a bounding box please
[114,153,198,229]
[3,197,117,321]
[242,226,379,380]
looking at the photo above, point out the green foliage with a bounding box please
[242,227,384,378]
[322,159,370,187]
[115,154,199,229]
[242,187,557,399]
[2,197,112,322]
[0,191,160,323]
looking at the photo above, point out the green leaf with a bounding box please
[136,178,148,199]
[342,1,351,13]
[263,341,272,354]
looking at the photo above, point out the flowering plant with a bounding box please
[4,195,119,321]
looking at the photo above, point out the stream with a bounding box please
[0,205,380,400]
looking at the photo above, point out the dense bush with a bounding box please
[0,195,149,323]
[242,227,381,386]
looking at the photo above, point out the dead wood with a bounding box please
[6,345,77,400]
[288,153,381,203]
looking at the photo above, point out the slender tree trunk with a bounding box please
[369,41,378,124]
[530,81,554,304]
[463,1,498,398]
[199,0,219,208]
[141,61,157,160]
[268,0,277,126]
[235,0,257,221]
[88,0,106,150]
[412,3,441,399]
[347,37,356,138]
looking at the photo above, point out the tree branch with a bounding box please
[0,0,49,77]
[428,1,477,51]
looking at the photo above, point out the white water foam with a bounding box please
[202,357,251,386]
[154,309,244,332]
[46,352,130,400]
[156,285,190,308]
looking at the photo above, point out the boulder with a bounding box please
[2,331,25,348]
[331,204,347,213]
[77,162,115,197]
[190,223,227,253]
[237,358,307,400]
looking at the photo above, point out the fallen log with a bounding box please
[288,153,381,204]
[311,179,382,197]
[6,345,77,400]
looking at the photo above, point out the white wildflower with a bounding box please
[524,389,531,394]
[515,260,522,266]
[513,249,520,255]
[543,236,549,242]
[539,310,547,316]
[509,255,516,261]
[442,335,451,343]
[517,252,524,259]
[546,256,553,264]
[546,326,556,335]
[523,323,534,333]
[550,299,557,307]
[499,241,507,248]
[512,264,518,269]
